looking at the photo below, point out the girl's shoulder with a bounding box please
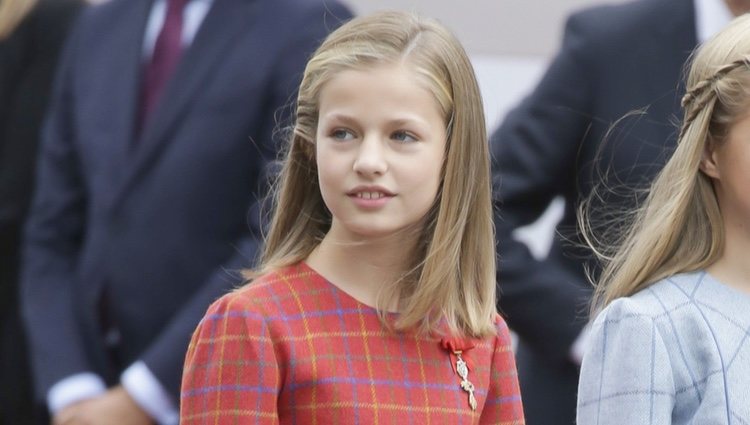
[595,270,710,326]
[632,270,708,303]
[492,314,514,348]
[208,262,324,318]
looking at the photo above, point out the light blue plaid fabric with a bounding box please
[578,270,750,424]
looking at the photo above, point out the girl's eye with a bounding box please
[330,129,355,140]
[392,130,418,143]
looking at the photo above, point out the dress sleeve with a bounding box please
[479,318,525,424]
[577,298,675,424]
[180,292,281,424]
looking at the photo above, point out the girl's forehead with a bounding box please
[324,62,418,85]
[317,63,448,116]
[317,66,445,121]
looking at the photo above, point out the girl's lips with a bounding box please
[348,192,394,209]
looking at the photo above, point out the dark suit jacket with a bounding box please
[21,0,351,402]
[490,0,696,422]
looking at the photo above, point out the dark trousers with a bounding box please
[0,224,48,425]
[516,341,580,425]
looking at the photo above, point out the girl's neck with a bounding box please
[707,217,750,294]
[305,228,419,310]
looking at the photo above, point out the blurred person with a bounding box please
[489,0,750,423]
[19,0,351,424]
[0,0,85,423]
[578,13,750,423]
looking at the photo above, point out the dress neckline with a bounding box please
[294,262,484,346]
[298,261,394,314]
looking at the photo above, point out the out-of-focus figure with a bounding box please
[0,1,84,424]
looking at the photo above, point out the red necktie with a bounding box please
[139,0,188,131]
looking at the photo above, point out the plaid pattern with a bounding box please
[577,271,750,424]
[181,262,524,424]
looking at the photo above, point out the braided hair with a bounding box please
[679,56,750,139]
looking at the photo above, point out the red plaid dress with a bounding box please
[181,262,525,424]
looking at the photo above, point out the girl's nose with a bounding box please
[352,135,388,176]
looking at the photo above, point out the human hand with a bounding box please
[52,386,154,425]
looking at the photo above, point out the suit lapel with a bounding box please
[111,0,260,210]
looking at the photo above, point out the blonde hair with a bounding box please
[583,14,750,314]
[248,11,497,338]
[0,0,36,39]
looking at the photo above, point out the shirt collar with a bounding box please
[694,0,734,43]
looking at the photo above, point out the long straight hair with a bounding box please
[0,0,36,39]
[583,14,750,314]
[247,11,497,338]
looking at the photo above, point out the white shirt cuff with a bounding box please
[48,372,107,414]
[121,361,179,425]
[570,323,592,365]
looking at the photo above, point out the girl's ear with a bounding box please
[699,138,721,180]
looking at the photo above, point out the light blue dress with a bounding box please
[577,270,750,424]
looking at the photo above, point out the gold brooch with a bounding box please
[440,336,478,412]
[453,350,477,411]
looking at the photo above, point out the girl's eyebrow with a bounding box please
[320,112,357,124]
[388,118,429,129]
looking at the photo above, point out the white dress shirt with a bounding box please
[695,0,734,43]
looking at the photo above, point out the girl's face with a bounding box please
[703,109,750,231]
[315,63,447,241]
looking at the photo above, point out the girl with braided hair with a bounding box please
[577,13,750,424]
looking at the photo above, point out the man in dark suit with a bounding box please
[0,1,84,423]
[20,0,351,423]
[490,0,750,423]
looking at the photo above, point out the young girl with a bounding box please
[577,14,750,425]
[179,11,524,424]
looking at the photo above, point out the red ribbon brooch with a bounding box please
[440,336,478,411]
